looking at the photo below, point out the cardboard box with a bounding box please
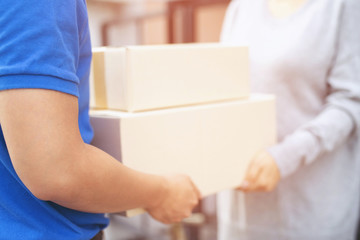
[90,94,276,200]
[90,44,249,112]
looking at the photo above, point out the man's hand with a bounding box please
[147,174,201,224]
[237,151,280,192]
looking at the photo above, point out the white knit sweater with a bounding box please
[218,0,360,239]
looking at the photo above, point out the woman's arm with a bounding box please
[239,0,360,191]
[268,0,360,178]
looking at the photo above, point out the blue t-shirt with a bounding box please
[0,0,109,239]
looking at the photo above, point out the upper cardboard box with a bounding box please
[90,43,249,112]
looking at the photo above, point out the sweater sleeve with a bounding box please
[268,0,360,178]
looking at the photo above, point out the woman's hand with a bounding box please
[237,151,281,192]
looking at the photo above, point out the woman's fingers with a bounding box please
[238,157,262,191]
[237,151,281,192]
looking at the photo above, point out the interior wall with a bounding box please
[87,1,228,46]
[195,4,228,42]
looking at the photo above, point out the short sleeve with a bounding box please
[0,0,81,97]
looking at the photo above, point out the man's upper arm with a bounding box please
[0,89,83,200]
[0,0,88,199]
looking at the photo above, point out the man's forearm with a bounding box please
[43,143,167,213]
[0,89,199,222]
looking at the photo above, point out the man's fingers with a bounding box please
[191,181,202,200]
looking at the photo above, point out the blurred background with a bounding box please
[87,0,230,239]
[88,0,230,46]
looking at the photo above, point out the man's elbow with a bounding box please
[11,152,80,203]
[26,173,77,202]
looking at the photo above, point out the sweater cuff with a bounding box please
[267,130,320,178]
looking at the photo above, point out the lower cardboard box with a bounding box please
[90,94,277,216]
